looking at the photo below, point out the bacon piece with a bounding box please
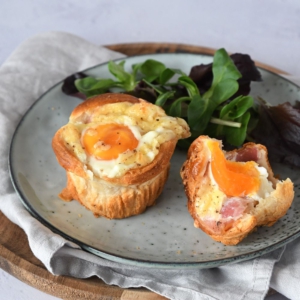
[226,145,259,162]
[220,197,248,219]
[236,147,259,162]
[200,218,235,235]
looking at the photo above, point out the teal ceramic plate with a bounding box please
[9,53,300,269]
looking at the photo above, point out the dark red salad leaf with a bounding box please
[188,63,212,95]
[131,80,158,103]
[189,53,262,97]
[250,101,300,167]
[231,53,262,96]
[62,72,88,100]
[270,102,300,150]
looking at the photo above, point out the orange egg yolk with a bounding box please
[82,124,139,160]
[208,140,260,197]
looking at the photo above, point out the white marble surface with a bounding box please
[1,0,299,299]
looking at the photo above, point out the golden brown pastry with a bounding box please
[52,93,190,219]
[180,135,294,245]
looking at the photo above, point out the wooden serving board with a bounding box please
[0,43,282,300]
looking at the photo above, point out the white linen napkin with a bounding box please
[0,31,298,300]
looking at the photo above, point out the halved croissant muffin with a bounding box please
[52,93,190,219]
[180,135,294,245]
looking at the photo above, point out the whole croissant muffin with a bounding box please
[52,93,190,219]
[180,135,294,245]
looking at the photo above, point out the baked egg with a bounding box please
[60,99,190,178]
[193,139,274,221]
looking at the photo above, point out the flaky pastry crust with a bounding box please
[59,167,169,219]
[53,93,189,219]
[180,135,294,245]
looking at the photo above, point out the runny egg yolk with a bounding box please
[82,124,139,160]
[208,140,260,197]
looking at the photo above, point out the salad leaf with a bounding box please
[222,111,251,146]
[155,91,175,107]
[74,77,116,97]
[220,95,253,119]
[178,75,199,97]
[188,94,213,131]
[108,61,136,91]
[108,61,127,81]
[168,96,191,117]
[209,48,241,104]
[132,62,142,78]
[231,53,262,81]
[140,59,166,82]
[159,68,176,85]
[250,101,300,167]
[142,79,166,95]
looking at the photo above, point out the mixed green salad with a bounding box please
[62,48,300,167]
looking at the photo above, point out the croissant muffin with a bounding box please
[52,93,190,219]
[180,135,294,245]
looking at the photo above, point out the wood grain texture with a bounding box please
[106,42,288,75]
[0,42,281,299]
